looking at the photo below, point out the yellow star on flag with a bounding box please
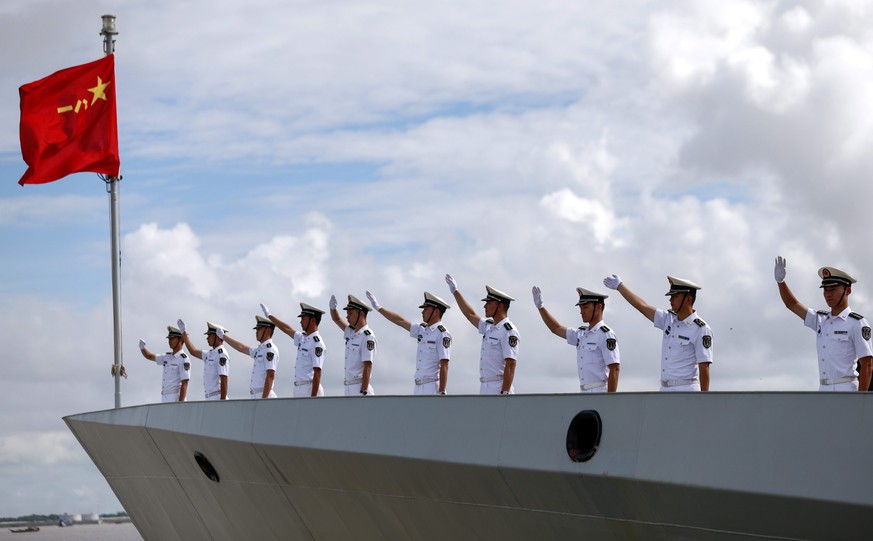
[88,76,111,106]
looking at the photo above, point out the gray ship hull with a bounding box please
[65,393,873,540]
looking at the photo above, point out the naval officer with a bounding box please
[446,275,519,394]
[330,294,377,396]
[138,325,191,402]
[366,290,452,395]
[532,286,620,392]
[774,257,873,391]
[604,274,713,391]
[221,316,279,398]
[262,302,326,397]
[178,320,230,400]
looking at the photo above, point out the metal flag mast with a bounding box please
[98,14,123,409]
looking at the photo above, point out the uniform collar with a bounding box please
[679,310,698,325]
[586,321,604,332]
[425,321,443,331]
[829,306,852,320]
[494,317,511,327]
[354,325,370,335]
[259,338,272,346]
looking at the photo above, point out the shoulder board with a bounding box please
[364,329,372,335]
[265,342,273,348]
[600,325,611,332]
[694,318,706,327]
[437,325,446,332]
[217,348,224,354]
[578,326,588,330]
[850,312,864,320]
[817,310,830,315]
[504,322,514,331]
[485,318,494,324]
[180,352,188,358]
[313,335,321,342]
[668,309,677,315]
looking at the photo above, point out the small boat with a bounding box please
[9,526,40,533]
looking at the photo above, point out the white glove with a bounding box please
[329,295,338,310]
[366,291,381,311]
[603,274,622,290]
[177,319,186,334]
[138,339,146,350]
[260,303,271,317]
[774,256,787,284]
[216,327,225,340]
[532,286,544,309]
[445,274,458,293]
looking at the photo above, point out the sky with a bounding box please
[2,0,873,517]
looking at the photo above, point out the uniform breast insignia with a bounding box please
[601,325,611,332]
[417,335,423,342]
[219,357,227,366]
[364,330,372,336]
[606,338,617,351]
[504,322,514,331]
[184,362,191,371]
[443,337,451,348]
[313,336,321,342]
[864,327,872,341]
[694,318,706,327]
[266,352,275,361]
[315,347,323,357]
[702,335,712,349]
[508,336,518,347]
[367,340,375,351]
[437,325,446,332]
[850,312,864,320]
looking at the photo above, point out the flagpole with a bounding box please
[101,15,123,409]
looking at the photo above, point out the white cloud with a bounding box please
[0,432,81,466]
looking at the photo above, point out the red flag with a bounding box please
[18,55,120,186]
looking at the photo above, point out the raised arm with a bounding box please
[774,256,808,319]
[178,319,203,359]
[138,339,156,362]
[446,274,480,328]
[262,303,296,337]
[532,286,569,339]
[219,328,250,355]
[329,294,347,331]
[604,274,656,322]
[367,291,412,331]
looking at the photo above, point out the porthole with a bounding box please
[194,451,220,482]
[566,410,602,463]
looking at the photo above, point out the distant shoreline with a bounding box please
[0,516,131,527]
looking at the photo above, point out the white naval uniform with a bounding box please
[248,339,278,398]
[293,331,325,397]
[566,321,620,393]
[653,309,712,392]
[804,307,873,392]
[202,346,229,400]
[154,351,190,402]
[410,323,451,395]
[344,325,376,396]
[478,317,519,395]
